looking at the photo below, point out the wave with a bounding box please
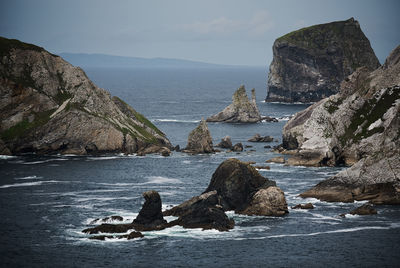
[0,155,17,159]
[0,180,60,189]
[15,175,42,180]
[144,176,183,184]
[152,119,200,123]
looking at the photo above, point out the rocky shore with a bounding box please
[281,45,400,204]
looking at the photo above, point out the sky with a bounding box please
[1,0,399,66]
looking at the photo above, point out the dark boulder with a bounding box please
[204,158,287,216]
[132,190,167,230]
[83,223,133,234]
[349,204,377,216]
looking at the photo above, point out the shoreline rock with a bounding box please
[207,85,261,123]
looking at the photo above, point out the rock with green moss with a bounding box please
[266,18,380,103]
[282,45,400,204]
[0,36,171,155]
[207,85,261,123]
[183,119,214,154]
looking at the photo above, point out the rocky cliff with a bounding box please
[281,45,400,204]
[266,18,380,103]
[0,37,171,155]
[207,85,261,123]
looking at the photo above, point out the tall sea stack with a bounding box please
[266,18,380,103]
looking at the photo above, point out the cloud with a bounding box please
[178,10,274,39]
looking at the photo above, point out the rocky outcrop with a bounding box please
[207,85,261,123]
[182,119,214,154]
[291,203,314,210]
[0,37,171,155]
[232,143,243,152]
[216,136,233,149]
[248,134,274,142]
[204,158,288,216]
[266,18,380,103]
[132,190,167,230]
[283,45,400,204]
[266,156,285,164]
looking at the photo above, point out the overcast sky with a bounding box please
[1,0,399,65]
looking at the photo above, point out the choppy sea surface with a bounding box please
[1,67,399,267]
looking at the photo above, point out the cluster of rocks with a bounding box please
[248,134,274,142]
[83,158,288,240]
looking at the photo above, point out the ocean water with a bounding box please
[1,67,399,267]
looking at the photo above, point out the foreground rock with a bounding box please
[0,37,171,155]
[285,45,400,204]
[204,158,288,216]
[248,134,274,142]
[266,18,380,103]
[207,85,261,123]
[182,119,214,154]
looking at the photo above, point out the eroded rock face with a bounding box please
[207,85,261,123]
[266,18,380,103]
[183,119,214,154]
[0,37,171,155]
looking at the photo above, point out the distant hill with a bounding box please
[59,53,234,69]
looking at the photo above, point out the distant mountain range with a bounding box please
[59,53,239,69]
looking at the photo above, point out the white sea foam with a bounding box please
[144,176,182,184]
[15,175,42,180]
[182,160,191,164]
[152,119,200,123]
[22,158,68,165]
[0,180,61,188]
[0,155,17,159]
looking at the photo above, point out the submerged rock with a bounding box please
[266,18,380,103]
[291,203,314,210]
[182,119,214,154]
[349,204,377,216]
[0,37,171,155]
[207,85,261,123]
[248,134,274,142]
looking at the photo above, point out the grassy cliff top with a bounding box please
[276,18,359,48]
[0,36,45,56]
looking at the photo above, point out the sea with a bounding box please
[1,67,399,267]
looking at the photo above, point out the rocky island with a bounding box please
[280,45,400,204]
[266,18,380,103]
[0,37,171,155]
[207,85,261,123]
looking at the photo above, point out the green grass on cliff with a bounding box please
[0,109,55,141]
[339,88,399,146]
[0,37,44,57]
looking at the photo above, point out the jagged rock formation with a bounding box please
[266,18,380,103]
[182,119,214,154]
[0,37,171,155]
[207,85,261,123]
[215,136,233,149]
[281,45,400,204]
[205,158,288,216]
[132,191,167,229]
